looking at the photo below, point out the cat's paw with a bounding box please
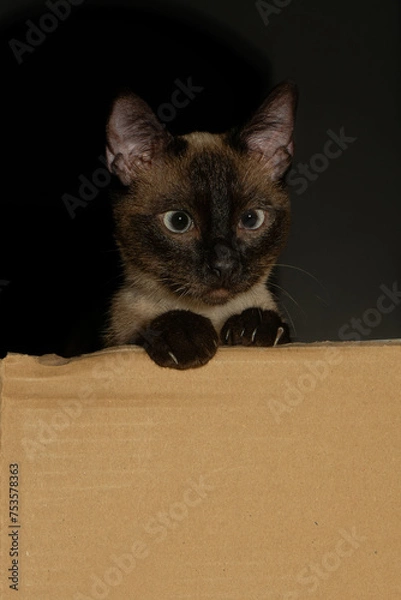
[220,308,290,347]
[139,310,219,369]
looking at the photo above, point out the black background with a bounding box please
[0,0,400,357]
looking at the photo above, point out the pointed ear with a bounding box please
[106,92,171,185]
[240,81,298,181]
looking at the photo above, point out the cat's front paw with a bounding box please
[139,310,218,369]
[221,308,290,347]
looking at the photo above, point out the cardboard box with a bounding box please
[1,342,401,599]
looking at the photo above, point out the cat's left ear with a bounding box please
[240,81,298,180]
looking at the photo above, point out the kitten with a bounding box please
[104,81,298,369]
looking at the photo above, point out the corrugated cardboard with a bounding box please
[1,342,401,599]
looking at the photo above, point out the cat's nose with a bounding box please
[208,240,236,279]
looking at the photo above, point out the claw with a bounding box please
[273,326,285,347]
[225,328,231,342]
[251,327,258,343]
[240,328,246,338]
[168,351,179,365]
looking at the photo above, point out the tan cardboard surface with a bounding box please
[1,343,401,599]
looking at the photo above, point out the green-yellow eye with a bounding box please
[163,211,193,233]
[239,209,265,230]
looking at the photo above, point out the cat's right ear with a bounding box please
[106,93,171,185]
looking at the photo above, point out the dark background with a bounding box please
[0,0,400,357]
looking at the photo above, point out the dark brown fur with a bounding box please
[104,82,297,368]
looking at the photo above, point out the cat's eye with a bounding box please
[238,209,265,230]
[162,210,193,234]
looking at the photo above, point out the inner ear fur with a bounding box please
[106,92,171,185]
[240,81,298,180]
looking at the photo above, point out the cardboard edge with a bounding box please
[5,338,401,366]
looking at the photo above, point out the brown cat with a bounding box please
[104,81,298,368]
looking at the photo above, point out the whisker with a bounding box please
[274,263,320,284]
[274,263,321,285]
[167,281,193,299]
[176,287,189,297]
[274,262,331,304]
[274,263,319,283]
[268,281,302,334]
[277,297,297,338]
[269,281,302,311]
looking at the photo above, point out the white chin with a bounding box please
[202,288,232,305]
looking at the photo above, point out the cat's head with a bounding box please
[106,82,297,306]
